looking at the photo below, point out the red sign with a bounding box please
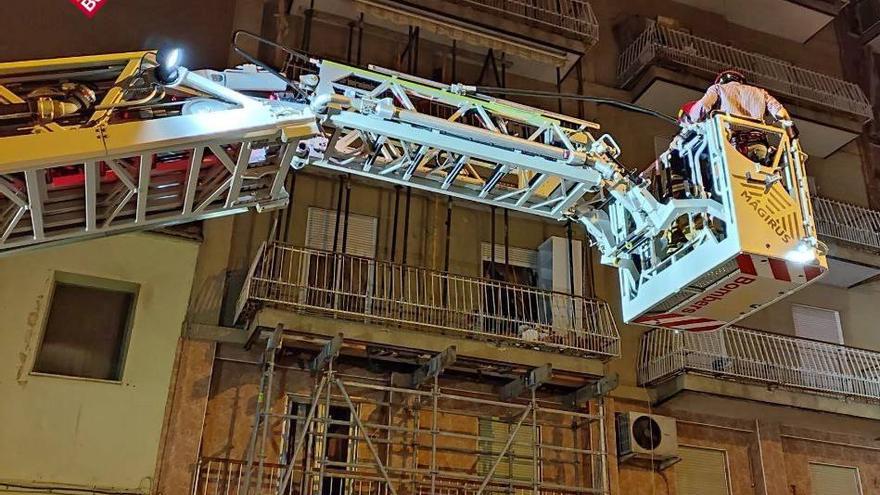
[69,0,107,18]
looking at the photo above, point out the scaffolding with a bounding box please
[194,334,611,495]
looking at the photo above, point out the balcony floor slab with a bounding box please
[253,307,606,377]
[649,374,880,420]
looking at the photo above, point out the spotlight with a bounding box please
[785,239,816,264]
[155,48,183,85]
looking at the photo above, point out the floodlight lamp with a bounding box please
[785,239,816,264]
[155,48,183,85]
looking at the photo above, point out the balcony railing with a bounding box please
[193,458,597,495]
[617,20,872,119]
[450,0,599,42]
[639,327,880,402]
[237,242,620,359]
[812,196,880,251]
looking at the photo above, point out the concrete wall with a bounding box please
[741,273,880,349]
[0,233,199,493]
[613,395,880,495]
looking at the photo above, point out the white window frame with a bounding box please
[300,208,379,311]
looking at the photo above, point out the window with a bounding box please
[302,208,379,311]
[675,446,730,495]
[477,417,539,483]
[809,463,862,495]
[282,398,353,495]
[33,273,137,381]
[792,305,843,344]
[481,243,539,274]
[480,243,540,334]
[306,207,378,258]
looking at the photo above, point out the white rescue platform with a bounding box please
[620,115,827,331]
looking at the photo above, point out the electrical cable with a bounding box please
[231,30,311,100]
[473,86,679,125]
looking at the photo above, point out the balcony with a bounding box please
[639,326,880,406]
[674,0,847,43]
[195,459,596,495]
[434,0,598,42]
[846,0,880,49]
[618,20,871,119]
[811,196,880,287]
[617,21,870,158]
[306,0,596,84]
[813,196,880,252]
[236,242,620,361]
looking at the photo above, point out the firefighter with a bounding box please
[689,70,798,164]
[677,100,698,125]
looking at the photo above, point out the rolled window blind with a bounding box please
[676,446,730,495]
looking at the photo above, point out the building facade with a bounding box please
[2,1,880,495]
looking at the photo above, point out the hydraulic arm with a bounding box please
[0,47,827,331]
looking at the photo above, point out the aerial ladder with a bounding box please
[0,36,827,332]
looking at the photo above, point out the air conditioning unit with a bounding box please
[616,412,678,466]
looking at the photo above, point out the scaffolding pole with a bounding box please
[228,339,611,495]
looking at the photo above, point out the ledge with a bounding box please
[649,374,880,420]
[253,307,606,377]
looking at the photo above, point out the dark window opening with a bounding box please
[283,401,353,495]
[482,261,541,334]
[33,277,136,381]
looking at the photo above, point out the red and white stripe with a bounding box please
[632,313,726,332]
[736,254,823,283]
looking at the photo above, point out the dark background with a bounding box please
[0,0,238,68]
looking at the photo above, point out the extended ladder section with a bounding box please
[303,61,611,220]
[0,52,317,251]
[0,51,827,331]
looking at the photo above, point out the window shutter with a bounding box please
[477,417,537,482]
[306,207,378,259]
[481,243,538,268]
[792,305,843,344]
[809,463,861,495]
[676,446,730,495]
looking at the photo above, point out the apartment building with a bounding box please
[2,1,880,495]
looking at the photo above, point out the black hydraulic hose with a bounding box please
[474,86,678,125]
[231,30,311,99]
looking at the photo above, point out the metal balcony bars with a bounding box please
[811,196,880,251]
[236,242,620,359]
[617,20,872,119]
[452,0,600,43]
[639,326,880,401]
